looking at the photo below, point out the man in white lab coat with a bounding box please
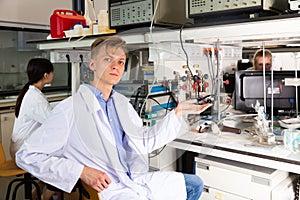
[16,36,205,200]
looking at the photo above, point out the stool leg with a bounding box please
[6,174,43,200]
[24,173,42,200]
[6,178,23,200]
[77,181,83,200]
[24,173,33,199]
[61,191,64,200]
[31,179,42,200]
[12,181,25,200]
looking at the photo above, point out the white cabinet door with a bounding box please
[0,111,15,160]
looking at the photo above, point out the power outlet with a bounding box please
[50,50,90,63]
[76,51,90,63]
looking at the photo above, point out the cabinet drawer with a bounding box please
[195,156,288,200]
[200,186,250,200]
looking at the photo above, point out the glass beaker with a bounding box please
[283,129,300,152]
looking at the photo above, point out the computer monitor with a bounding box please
[234,70,299,116]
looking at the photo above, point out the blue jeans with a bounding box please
[183,173,203,200]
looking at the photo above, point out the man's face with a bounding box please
[90,46,126,87]
[255,56,272,71]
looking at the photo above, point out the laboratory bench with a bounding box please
[168,118,300,199]
[170,131,300,173]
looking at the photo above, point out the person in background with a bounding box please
[248,49,272,71]
[9,58,60,200]
[228,49,273,105]
[10,58,53,160]
[15,36,209,200]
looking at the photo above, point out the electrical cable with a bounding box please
[66,54,72,90]
[270,45,274,132]
[140,0,162,117]
[79,54,84,84]
[148,145,167,158]
[66,54,70,63]
[68,36,73,42]
[296,177,300,200]
[149,0,160,41]
[179,23,194,78]
[205,52,214,91]
[133,90,141,113]
[165,94,173,115]
[213,39,221,122]
[76,35,86,42]
[209,50,215,80]
[147,96,173,111]
[219,103,231,114]
[207,51,217,95]
[294,54,299,116]
[262,44,267,113]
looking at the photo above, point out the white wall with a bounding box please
[0,0,72,29]
[273,52,300,70]
[0,0,109,29]
[94,0,108,13]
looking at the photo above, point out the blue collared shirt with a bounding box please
[84,84,129,174]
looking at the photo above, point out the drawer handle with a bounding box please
[196,162,210,170]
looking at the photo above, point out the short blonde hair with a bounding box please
[253,49,272,70]
[91,36,128,59]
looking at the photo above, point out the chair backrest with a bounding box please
[81,181,101,200]
[0,143,7,164]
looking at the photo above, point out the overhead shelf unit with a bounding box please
[34,32,147,50]
[30,16,300,95]
[33,16,300,51]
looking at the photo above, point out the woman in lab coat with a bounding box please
[16,36,205,200]
[10,58,61,200]
[10,58,54,159]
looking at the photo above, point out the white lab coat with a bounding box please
[10,85,52,159]
[16,85,188,200]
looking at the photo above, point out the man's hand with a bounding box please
[80,166,111,192]
[175,100,212,117]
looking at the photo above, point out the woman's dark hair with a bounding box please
[15,58,54,117]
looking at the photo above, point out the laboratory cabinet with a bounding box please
[196,156,295,200]
[0,29,71,99]
[0,110,15,160]
[149,146,178,171]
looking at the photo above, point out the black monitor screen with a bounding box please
[234,70,299,116]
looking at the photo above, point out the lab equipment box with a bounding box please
[189,0,288,17]
[195,156,293,200]
[109,0,193,29]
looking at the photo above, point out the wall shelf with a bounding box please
[29,16,300,50]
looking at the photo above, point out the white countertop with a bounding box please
[169,128,300,174]
[0,92,71,102]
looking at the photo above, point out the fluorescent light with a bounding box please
[286,43,300,47]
